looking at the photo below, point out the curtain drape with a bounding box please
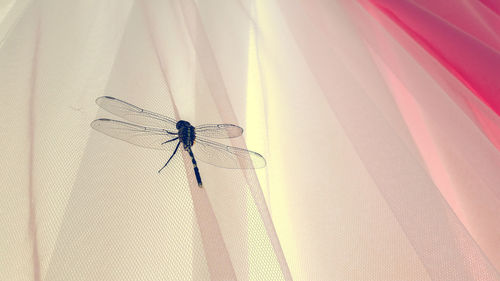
[1,0,499,280]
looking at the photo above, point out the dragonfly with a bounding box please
[91,96,266,188]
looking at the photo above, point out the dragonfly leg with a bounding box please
[165,130,178,135]
[161,137,179,145]
[158,141,180,173]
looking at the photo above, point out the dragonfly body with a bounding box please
[159,120,203,186]
[91,96,266,188]
[176,120,196,149]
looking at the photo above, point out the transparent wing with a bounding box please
[195,124,243,139]
[91,118,179,150]
[192,137,266,169]
[96,96,178,131]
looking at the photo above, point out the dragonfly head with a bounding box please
[176,120,191,130]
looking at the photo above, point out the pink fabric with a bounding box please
[275,0,500,278]
[359,0,500,151]
[479,0,500,16]
[368,0,500,113]
[349,0,500,276]
[2,0,500,280]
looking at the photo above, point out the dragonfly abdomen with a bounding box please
[188,147,203,187]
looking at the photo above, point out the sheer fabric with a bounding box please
[1,0,499,280]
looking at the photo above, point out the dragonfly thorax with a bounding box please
[176,120,196,149]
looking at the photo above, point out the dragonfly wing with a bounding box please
[91,118,179,150]
[96,96,178,131]
[192,137,266,169]
[195,124,243,139]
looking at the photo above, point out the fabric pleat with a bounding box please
[1,0,499,280]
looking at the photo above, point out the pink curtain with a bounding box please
[1,0,499,280]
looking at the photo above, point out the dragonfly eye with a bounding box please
[176,120,190,129]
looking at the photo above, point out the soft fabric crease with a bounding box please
[2,0,500,280]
